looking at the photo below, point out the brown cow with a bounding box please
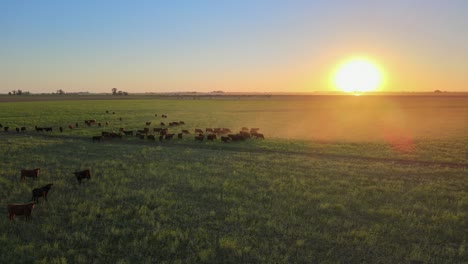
[74,169,91,184]
[8,203,36,221]
[31,184,53,203]
[195,128,203,134]
[145,121,151,126]
[21,168,40,181]
[195,134,204,141]
[207,134,217,141]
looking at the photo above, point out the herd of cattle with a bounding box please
[4,111,265,221]
[0,110,266,144]
[7,168,91,221]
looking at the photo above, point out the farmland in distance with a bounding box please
[0,95,466,263]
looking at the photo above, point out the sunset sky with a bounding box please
[1,0,467,93]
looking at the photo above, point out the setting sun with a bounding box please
[333,58,383,93]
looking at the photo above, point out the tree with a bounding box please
[112,88,117,95]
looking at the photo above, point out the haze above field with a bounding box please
[1,1,467,93]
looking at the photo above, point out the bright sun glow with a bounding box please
[333,58,383,93]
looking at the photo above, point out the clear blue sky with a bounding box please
[1,0,467,93]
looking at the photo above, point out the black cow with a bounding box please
[16,127,20,133]
[74,169,91,184]
[207,134,217,141]
[21,126,26,132]
[177,133,183,139]
[31,184,53,203]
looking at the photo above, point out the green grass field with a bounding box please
[0,95,466,263]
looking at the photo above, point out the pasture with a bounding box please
[0,95,466,263]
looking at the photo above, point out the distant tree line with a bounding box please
[112,88,128,96]
[8,90,30,95]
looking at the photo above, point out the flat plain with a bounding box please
[0,95,466,263]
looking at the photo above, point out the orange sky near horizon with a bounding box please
[1,1,467,93]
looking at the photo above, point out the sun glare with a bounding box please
[333,58,383,93]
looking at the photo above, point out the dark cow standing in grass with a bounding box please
[21,126,26,132]
[59,127,63,133]
[21,168,40,181]
[4,126,9,132]
[8,203,36,221]
[31,184,53,203]
[74,169,91,184]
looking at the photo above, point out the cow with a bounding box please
[59,127,63,133]
[162,114,167,118]
[160,122,165,126]
[31,184,53,203]
[21,168,40,181]
[105,121,109,126]
[159,128,168,136]
[7,203,36,221]
[16,127,20,133]
[195,128,203,134]
[250,128,260,133]
[195,134,204,141]
[241,127,249,131]
[206,128,213,133]
[221,136,230,143]
[69,125,74,130]
[74,169,91,184]
[106,110,109,114]
[75,123,79,128]
[177,133,183,139]
[119,127,125,132]
[207,134,217,141]
[165,133,174,140]
[92,136,102,142]
[179,121,185,125]
[155,114,157,117]
[182,129,190,134]
[147,135,156,141]
[35,126,43,132]
[240,131,251,139]
[4,127,9,132]
[228,134,243,142]
[21,126,26,132]
[98,122,101,127]
[123,130,133,136]
[44,127,53,132]
[252,132,265,139]
[145,121,151,126]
